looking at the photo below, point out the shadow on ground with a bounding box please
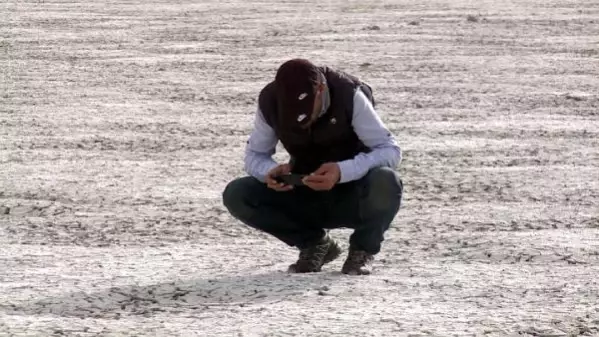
[2,270,342,319]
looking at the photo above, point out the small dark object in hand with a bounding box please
[275,174,306,186]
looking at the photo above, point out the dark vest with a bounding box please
[258,66,375,174]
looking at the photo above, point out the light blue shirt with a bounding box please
[244,88,402,183]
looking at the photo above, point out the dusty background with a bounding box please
[1,0,599,336]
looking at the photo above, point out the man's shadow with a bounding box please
[3,270,343,319]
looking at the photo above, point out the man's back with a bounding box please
[257,66,373,174]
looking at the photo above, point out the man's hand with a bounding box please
[265,163,294,192]
[303,162,341,191]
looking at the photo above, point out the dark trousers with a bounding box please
[222,167,403,255]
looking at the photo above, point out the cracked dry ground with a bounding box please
[1,0,598,336]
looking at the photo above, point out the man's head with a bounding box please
[274,59,326,128]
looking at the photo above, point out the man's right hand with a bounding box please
[265,163,294,192]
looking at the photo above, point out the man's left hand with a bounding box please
[303,162,341,191]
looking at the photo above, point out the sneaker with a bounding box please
[341,249,374,275]
[288,236,342,273]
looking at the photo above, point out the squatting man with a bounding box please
[223,59,403,275]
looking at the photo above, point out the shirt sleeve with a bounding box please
[336,89,402,183]
[243,107,279,182]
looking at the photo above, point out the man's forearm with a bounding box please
[337,88,402,183]
[244,106,279,182]
[244,149,278,182]
[336,145,401,183]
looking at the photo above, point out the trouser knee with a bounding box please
[222,177,256,220]
[359,167,403,219]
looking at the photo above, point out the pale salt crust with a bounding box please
[1,0,598,336]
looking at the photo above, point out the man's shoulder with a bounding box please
[259,80,275,93]
[322,67,376,110]
[257,81,277,126]
[321,66,361,85]
[258,81,276,106]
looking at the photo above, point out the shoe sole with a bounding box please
[341,268,371,275]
